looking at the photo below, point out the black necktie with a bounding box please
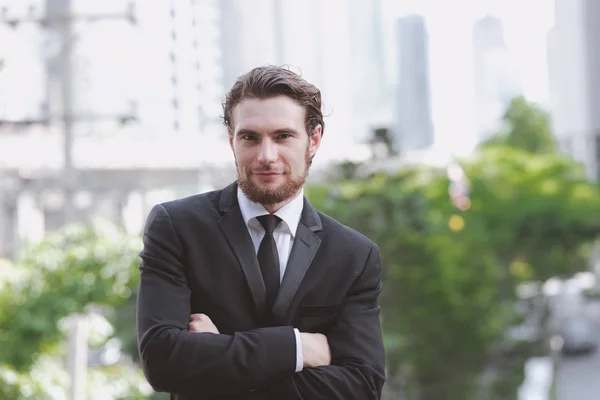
[256,214,282,315]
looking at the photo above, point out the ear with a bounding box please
[308,124,322,158]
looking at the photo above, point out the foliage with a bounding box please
[482,96,557,155]
[306,146,600,399]
[308,169,510,399]
[464,146,600,284]
[372,127,396,156]
[0,221,147,399]
[111,289,141,364]
[337,160,362,180]
[0,365,46,400]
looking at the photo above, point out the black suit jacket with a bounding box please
[136,182,386,399]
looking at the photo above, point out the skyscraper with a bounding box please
[472,15,522,141]
[346,0,389,142]
[552,0,600,180]
[347,0,386,112]
[546,26,558,109]
[393,14,434,150]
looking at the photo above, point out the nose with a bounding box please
[257,138,278,164]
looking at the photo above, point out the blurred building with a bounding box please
[348,0,386,111]
[39,0,225,137]
[472,15,522,142]
[191,0,224,134]
[393,14,434,150]
[346,0,388,141]
[552,0,600,180]
[218,0,386,153]
[546,26,558,110]
[0,3,46,123]
[0,0,229,256]
[219,0,282,89]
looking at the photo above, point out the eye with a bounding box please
[276,134,292,140]
[241,134,257,141]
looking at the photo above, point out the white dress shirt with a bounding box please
[237,186,305,372]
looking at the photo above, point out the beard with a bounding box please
[237,145,312,205]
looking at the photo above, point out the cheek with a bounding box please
[233,148,253,167]
[287,154,306,171]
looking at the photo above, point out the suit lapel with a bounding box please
[217,183,267,316]
[272,198,322,320]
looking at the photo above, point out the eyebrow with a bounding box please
[236,128,301,136]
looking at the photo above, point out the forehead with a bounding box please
[231,96,306,133]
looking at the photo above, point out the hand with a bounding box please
[189,313,220,334]
[300,332,331,368]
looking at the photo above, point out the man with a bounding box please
[136,65,386,399]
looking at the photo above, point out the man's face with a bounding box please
[229,95,321,206]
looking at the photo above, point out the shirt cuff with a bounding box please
[293,328,303,372]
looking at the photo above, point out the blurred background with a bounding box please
[1,0,600,399]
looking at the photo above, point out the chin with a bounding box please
[253,175,284,185]
[254,181,284,192]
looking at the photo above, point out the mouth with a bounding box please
[254,171,282,176]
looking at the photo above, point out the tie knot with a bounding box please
[256,214,281,234]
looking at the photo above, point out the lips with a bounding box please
[254,172,282,176]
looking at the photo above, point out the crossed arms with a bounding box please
[136,204,386,399]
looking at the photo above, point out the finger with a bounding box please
[199,314,213,323]
[190,313,205,321]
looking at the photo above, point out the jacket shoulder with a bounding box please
[148,189,222,227]
[162,189,220,212]
[316,210,376,252]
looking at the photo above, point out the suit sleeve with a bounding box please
[251,243,387,400]
[136,204,297,396]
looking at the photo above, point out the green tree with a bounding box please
[309,170,510,400]
[372,127,396,156]
[306,147,600,399]
[0,221,150,399]
[465,146,600,284]
[483,96,557,154]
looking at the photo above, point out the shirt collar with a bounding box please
[237,186,304,236]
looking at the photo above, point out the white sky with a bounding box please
[381,0,555,155]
